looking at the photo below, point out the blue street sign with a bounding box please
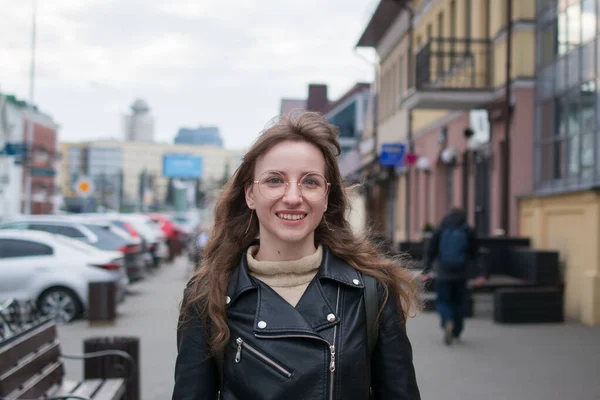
[3,142,27,156]
[379,143,406,167]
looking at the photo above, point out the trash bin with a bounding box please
[88,282,117,326]
[84,336,140,400]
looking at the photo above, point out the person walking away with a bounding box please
[421,208,485,345]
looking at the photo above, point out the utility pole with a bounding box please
[23,0,37,214]
[502,0,513,235]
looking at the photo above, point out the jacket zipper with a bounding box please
[235,337,292,378]
[329,285,341,400]
[255,284,341,400]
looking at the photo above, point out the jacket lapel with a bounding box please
[253,279,329,334]
[227,246,364,336]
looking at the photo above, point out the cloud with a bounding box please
[0,0,377,149]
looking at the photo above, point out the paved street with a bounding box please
[57,256,600,400]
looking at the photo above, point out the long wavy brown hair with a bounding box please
[181,111,421,353]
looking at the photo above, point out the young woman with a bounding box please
[173,111,421,400]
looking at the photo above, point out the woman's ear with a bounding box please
[245,183,256,210]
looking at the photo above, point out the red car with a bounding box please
[148,214,187,261]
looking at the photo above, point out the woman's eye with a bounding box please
[265,177,284,184]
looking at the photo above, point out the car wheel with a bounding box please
[38,288,80,323]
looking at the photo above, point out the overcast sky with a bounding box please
[0,0,378,150]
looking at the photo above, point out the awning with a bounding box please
[355,0,409,48]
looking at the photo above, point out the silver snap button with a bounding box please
[327,313,336,322]
[257,321,267,329]
[226,296,231,305]
[352,279,360,285]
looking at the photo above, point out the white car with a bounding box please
[83,213,168,265]
[120,214,168,260]
[0,230,129,323]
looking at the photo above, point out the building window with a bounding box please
[450,0,456,38]
[567,3,582,48]
[539,1,595,62]
[328,101,357,139]
[537,81,597,188]
[581,0,596,43]
[537,0,553,14]
[465,0,471,38]
[539,21,558,67]
[437,12,445,77]
[535,0,600,191]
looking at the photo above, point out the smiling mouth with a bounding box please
[276,213,307,221]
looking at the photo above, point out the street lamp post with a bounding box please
[23,0,37,214]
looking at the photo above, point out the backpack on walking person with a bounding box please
[438,224,469,269]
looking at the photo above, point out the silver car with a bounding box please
[0,230,128,323]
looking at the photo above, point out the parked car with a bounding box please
[169,211,201,237]
[148,214,187,261]
[0,216,147,282]
[118,214,168,267]
[74,213,157,270]
[0,230,128,323]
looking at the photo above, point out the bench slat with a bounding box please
[92,378,126,400]
[47,379,80,397]
[8,362,63,400]
[71,378,103,398]
[0,320,57,374]
[0,340,61,396]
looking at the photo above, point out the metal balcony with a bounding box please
[402,38,497,110]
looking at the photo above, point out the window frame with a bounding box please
[0,238,54,259]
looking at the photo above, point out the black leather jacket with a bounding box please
[173,247,420,400]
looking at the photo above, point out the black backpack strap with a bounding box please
[364,274,379,357]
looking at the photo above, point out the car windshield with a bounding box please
[84,224,129,250]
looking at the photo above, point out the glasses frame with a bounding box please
[253,171,331,201]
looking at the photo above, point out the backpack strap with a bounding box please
[364,274,379,357]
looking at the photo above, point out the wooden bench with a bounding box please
[0,318,126,400]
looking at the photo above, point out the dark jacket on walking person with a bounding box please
[422,208,484,344]
[423,208,480,281]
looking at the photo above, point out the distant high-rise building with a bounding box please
[123,99,154,142]
[174,126,224,147]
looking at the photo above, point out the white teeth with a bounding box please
[277,213,306,221]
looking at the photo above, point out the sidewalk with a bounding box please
[57,257,600,400]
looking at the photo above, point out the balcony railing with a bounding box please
[415,38,492,91]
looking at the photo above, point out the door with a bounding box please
[474,150,490,236]
[0,239,54,301]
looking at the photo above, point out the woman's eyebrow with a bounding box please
[261,170,322,176]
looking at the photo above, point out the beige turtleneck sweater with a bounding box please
[247,245,323,307]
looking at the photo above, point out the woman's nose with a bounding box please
[282,183,303,204]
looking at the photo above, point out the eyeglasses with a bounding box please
[253,171,330,201]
